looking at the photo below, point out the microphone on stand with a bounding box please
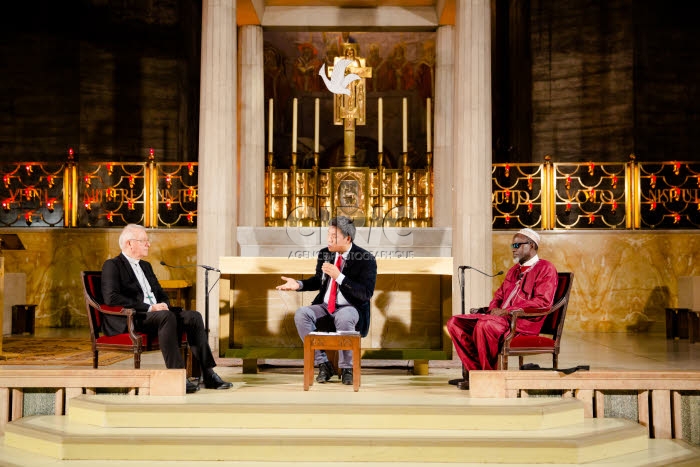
[458,265,504,278]
[161,260,188,269]
[161,261,219,336]
[161,260,220,273]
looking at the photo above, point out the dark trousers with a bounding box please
[137,309,216,370]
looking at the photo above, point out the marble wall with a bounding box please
[1,228,698,335]
[0,228,197,329]
[494,231,700,334]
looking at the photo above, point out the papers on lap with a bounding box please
[309,331,360,335]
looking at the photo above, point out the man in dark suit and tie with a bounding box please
[277,216,377,386]
[101,224,232,394]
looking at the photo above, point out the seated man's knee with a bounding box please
[477,318,508,335]
[294,307,312,326]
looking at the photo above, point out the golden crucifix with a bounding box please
[332,43,372,167]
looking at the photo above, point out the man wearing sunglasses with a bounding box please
[446,228,558,390]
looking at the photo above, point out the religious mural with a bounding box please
[264,31,436,170]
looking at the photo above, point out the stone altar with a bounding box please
[219,226,453,372]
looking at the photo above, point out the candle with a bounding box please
[268,99,273,153]
[292,98,298,154]
[378,98,383,152]
[426,98,432,152]
[314,98,319,153]
[402,98,407,154]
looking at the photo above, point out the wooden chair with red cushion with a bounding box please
[81,270,189,372]
[497,272,574,370]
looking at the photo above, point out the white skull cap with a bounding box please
[518,228,540,247]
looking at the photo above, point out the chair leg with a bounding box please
[183,345,192,378]
[500,354,508,370]
[553,353,558,369]
[93,351,99,368]
[519,356,524,369]
[134,351,141,369]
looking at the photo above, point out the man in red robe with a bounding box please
[447,228,558,390]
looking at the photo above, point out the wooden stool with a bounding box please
[303,333,361,392]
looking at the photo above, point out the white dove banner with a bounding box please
[319,59,360,95]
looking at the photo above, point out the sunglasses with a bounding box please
[511,242,532,249]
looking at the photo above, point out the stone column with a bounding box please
[452,0,493,315]
[197,0,237,353]
[433,25,454,227]
[238,25,265,227]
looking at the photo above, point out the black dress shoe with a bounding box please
[457,380,470,390]
[316,361,334,383]
[204,372,233,390]
[186,379,200,394]
[341,368,353,385]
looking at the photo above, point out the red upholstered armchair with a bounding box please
[81,270,189,371]
[498,272,574,370]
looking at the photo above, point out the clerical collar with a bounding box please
[521,255,539,268]
[122,252,140,266]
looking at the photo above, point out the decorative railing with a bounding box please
[265,152,433,228]
[493,155,700,229]
[1,153,698,229]
[0,151,198,228]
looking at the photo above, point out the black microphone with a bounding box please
[161,260,188,269]
[458,265,504,278]
[320,251,334,286]
[161,260,220,273]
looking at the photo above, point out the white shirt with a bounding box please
[322,250,350,307]
[122,253,156,307]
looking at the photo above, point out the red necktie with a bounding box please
[327,255,344,314]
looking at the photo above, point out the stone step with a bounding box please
[0,437,698,467]
[4,415,650,464]
[66,393,584,430]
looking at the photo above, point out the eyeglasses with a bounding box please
[511,242,531,249]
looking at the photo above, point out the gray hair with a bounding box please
[119,224,146,250]
[329,216,356,241]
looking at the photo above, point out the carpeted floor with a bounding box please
[0,336,132,366]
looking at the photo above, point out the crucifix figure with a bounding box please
[331,43,372,167]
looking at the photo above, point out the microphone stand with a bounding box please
[448,267,468,386]
[450,265,503,386]
[203,267,211,335]
[198,265,219,384]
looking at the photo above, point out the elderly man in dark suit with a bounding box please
[101,223,232,394]
[277,216,377,386]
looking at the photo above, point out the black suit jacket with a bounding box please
[300,244,377,337]
[101,253,170,336]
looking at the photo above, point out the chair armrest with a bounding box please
[95,304,135,316]
[505,297,568,344]
[95,305,142,345]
